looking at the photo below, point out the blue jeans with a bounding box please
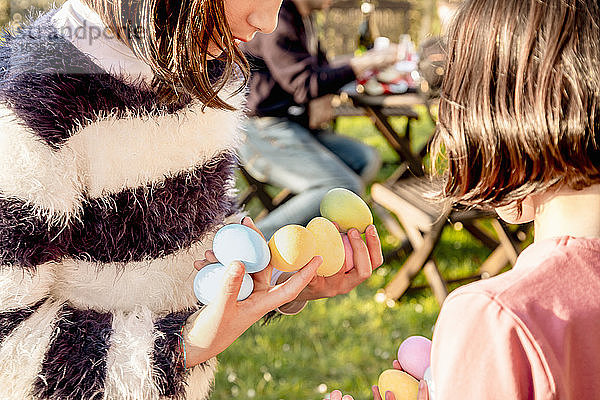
[239,117,381,239]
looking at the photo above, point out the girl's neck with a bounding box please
[534,184,600,242]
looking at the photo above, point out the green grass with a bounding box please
[213,109,494,399]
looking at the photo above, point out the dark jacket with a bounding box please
[243,0,356,128]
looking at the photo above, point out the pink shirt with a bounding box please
[430,236,600,399]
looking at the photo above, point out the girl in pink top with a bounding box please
[331,0,600,399]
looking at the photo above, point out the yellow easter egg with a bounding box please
[306,217,345,277]
[378,369,419,400]
[320,188,373,233]
[268,225,317,272]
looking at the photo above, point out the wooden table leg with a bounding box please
[423,259,449,304]
[364,106,424,176]
[384,211,448,300]
[462,221,500,250]
[490,219,520,264]
[478,246,510,277]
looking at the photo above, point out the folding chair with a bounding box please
[371,176,526,305]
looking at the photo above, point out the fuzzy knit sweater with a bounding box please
[0,6,246,400]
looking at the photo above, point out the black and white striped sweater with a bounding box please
[0,8,246,400]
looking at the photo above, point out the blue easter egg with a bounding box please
[213,224,270,273]
[193,263,254,304]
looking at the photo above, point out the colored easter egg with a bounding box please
[213,224,270,273]
[378,369,419,400]
[306,217,345,277]
[193,263,253,304]
[268,225,317,272]
[320,188,373,233]
[397,336,432,381]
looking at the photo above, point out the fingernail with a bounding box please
[229,261,244,276]
[240,216,247,224]
[368,224,377,236]
[349,229,360,239]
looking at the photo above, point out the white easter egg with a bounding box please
[213,224,271,273]
[193,263,254,304]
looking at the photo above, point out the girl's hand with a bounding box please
[329,390,354,400]
[301,224,383,301]
[184,228,322,367]
[371,360,430,400]
[274,222,384,303]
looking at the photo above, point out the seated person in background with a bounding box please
[239,0,398,239]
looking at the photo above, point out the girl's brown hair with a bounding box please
[432,0,600,208]
[83,0,248,109]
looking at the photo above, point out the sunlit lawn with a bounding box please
[213,109,496,399]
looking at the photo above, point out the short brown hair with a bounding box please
[432,0,600,208]
[82,0,248,109]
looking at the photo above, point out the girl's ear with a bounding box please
[495,196,536,225]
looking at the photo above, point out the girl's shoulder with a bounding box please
[0,9,192,147]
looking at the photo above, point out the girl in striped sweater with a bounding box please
[0,0,383,398]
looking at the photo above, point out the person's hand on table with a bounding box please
[308,94,335,129]
[350,44,399,76]
[183,218,322,367]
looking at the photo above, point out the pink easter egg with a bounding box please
[397,336,432,381]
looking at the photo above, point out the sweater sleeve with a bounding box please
[252,9,356,105]
[430,292,554,399]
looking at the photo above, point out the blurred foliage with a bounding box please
[0,0,64,27]
[319,0,441,58]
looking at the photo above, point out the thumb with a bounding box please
[215,261,246,308]
[372,386,383,400]
[267,256,321,309]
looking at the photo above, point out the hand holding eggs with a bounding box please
[268,188,373,274]
[194,187,375,302]
[376,336,432,400]
[194,223,270,304]
[378,369,419,400]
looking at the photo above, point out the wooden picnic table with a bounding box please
[337,84,429,178]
